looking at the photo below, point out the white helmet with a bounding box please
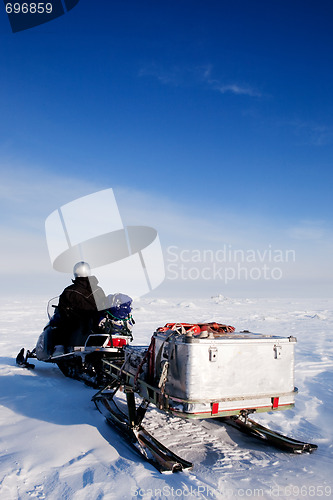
[73,261,91,278]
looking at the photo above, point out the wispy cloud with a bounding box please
[210,83,261,97]
[200,65,262,97]
[288,119,333,146]
[287,220,329,240]
[139,63,262,98]
[138,64,184,86]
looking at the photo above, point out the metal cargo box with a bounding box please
[151,330,297,418]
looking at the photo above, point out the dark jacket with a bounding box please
[58,276,106,319]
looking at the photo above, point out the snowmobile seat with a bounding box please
[66,316,96,347]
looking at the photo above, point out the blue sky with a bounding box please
[0,1,332,298]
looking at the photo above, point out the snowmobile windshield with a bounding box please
[47,296,59,319]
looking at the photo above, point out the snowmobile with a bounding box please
[16,293,134,388]
[92,322,318,473]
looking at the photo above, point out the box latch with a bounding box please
[209,346,218,362]
[274,344,282,359]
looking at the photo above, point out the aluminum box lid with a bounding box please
[154,330,297,345]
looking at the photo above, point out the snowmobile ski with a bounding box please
[93,386,193,473]
[16,348,35,369]
[219,415,318,454]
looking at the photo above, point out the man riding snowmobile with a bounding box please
[52,261,107,354]
[16,262,134,386]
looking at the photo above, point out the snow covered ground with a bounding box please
[0,295,332,500]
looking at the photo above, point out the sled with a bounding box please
[93,324,317,472]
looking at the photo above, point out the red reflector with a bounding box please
[272,397,279,409]
[211,402,219,415]
[112,338,127,347]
